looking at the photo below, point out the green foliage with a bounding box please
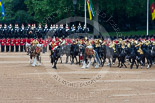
[0,0,154,33]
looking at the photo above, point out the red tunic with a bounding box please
[15,39,20,46]
[6,39,10,46]
[10,39,15,46]
[0,39,1,44]
[1,38,5,46]
[20,39,24,46]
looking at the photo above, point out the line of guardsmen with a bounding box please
[0,23,89,39]
[0,37,50,52]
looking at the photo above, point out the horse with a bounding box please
[117,46,128,68]
[59,44,72,64]
[81,45,101,69]
[142,44,153,69]
[30,44,43,67]
[70,43,79,64]
[128,44,139,69]
[151,45,155,64]
[50,46,61,69]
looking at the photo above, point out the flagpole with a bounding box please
[147,0,149,36]
[85,0,87,28]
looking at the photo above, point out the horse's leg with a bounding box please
[32,57,36,67]
[95,57,100,69]
[112,57,116,65]
[75,56,78,64]
[60,56,62,64]
[29,54,33,64]
[86,58,91,68]
[142,56,145,66]
[71,55,74,65]
[146,57,150,69]
[37,55,41,66]
[150,57,153,68]
[66,56,68,64]
[109,58,112,67]
[53,59,57,69]
[81,60,86,69]
[123,63,127,68]
[79,54,81,65]
[136,59,140,69]
[130,58,134,69]
[102,56,106,67]
[117,58,120,67]
[92,59,96,66]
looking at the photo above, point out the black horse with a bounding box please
[70,43,79,64]
[50,46,61,69]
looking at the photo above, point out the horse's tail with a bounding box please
[94,50,101,65]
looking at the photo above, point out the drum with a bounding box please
[85,48,94,55]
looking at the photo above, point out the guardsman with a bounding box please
[71,24,76,33]
[45,38,49,52]
[94,39,101,54]
[56,24,59,30]
[1,37,5,52]
[83,24,89,33]
[0,38,1,46]
[39,38,44,53]
[15,38,20,52]
[51,40,58,51]
[77,23,82,33]
[37,23,43,38]
[42,39,47,52]
[65,24,70,32]
[136,40,143,55]
[43,24,49,38]
[109,40,116,52]
[10,37,15,52]
[49,24,53,31]
[21,24,25,38]
[14,24,20,38]
[0,24,3,38]
[121,40,125,49]
[20,38,24,52]
[8,24,14,38]
[6,38,10,52]
[3,24,8,38]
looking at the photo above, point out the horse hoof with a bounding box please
[36,63,41,66]
[32,64,35,67]
[81,66,86,69]
[52,66,57,69]
[95,65,99,69]
[147,65,150,69]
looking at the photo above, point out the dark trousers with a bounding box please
[49,45,51,50]
[45,46,47,52]
[1,46,4,52]
[11,46,14,52]
[6,46,9,52]
[20,45,23,52]
[43,47,46,53]
[16,46,19,52]
[24,45,26,52]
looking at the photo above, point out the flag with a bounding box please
[0,0,5,20]
[151,0,155,20]
[86,0,95,20]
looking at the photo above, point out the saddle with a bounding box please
[85,48,94,55]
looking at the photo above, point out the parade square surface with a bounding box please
[0,52,155,103]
